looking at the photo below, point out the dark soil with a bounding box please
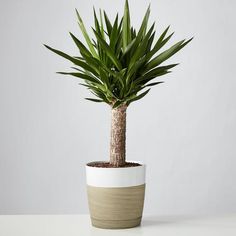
[87,161,141,168]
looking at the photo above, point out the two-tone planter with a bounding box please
[86,162,146,229]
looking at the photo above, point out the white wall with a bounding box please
[0,0,236,215]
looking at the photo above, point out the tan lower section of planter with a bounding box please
[91,217,142,229]
[87,184,145,229]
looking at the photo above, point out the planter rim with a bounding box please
[86,161,146,188]
[86,160,145,169]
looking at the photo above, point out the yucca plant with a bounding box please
[44,0,192,167]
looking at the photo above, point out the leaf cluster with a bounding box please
[44,0,192,108]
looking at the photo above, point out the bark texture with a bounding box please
[110,104,127,167]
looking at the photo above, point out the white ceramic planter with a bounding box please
[86,162,146,229]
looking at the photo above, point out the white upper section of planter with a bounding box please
[86,163,146,188]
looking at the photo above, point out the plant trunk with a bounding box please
[110,104,127,167]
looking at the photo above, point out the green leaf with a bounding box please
[144,64,178,78]
[146,32,155,54]
[99,9,105,39]
[145,81,164,87]
[90,89,111,103]
[124,6,150,60]
[93,29,122,70]
[57,72,102,84]
[103,10,112,36]
[44,44,98,75]
[110,14,119,51]
[71,67,84,72]
[145,38,192,71]
[131,27,136,39]
[128,22,155,69]
[154,25,171,49]
[113,68,127,89]
[121,38,136,60]
[93,8,105,60]
[136,5,150,40]
[69,32,92,57]
[133,64,178,86]
[99,67,110,88]
[134,71,170,86]
[115,25,123,56]
[85,98,104,102]
[122,0,131,50]
[75,9,99,58]
[93,8,101,35]
[146,27,174,60]
[127,89,150,104]
[126,56,147,86]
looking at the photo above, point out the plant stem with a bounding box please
[110,104,127,167]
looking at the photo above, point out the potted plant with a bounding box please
[44,0,192,229]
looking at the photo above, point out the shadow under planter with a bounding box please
[86,162,146,229]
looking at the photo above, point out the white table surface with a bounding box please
[0,214,235,236]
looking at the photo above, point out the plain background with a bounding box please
[0,0,236,215]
